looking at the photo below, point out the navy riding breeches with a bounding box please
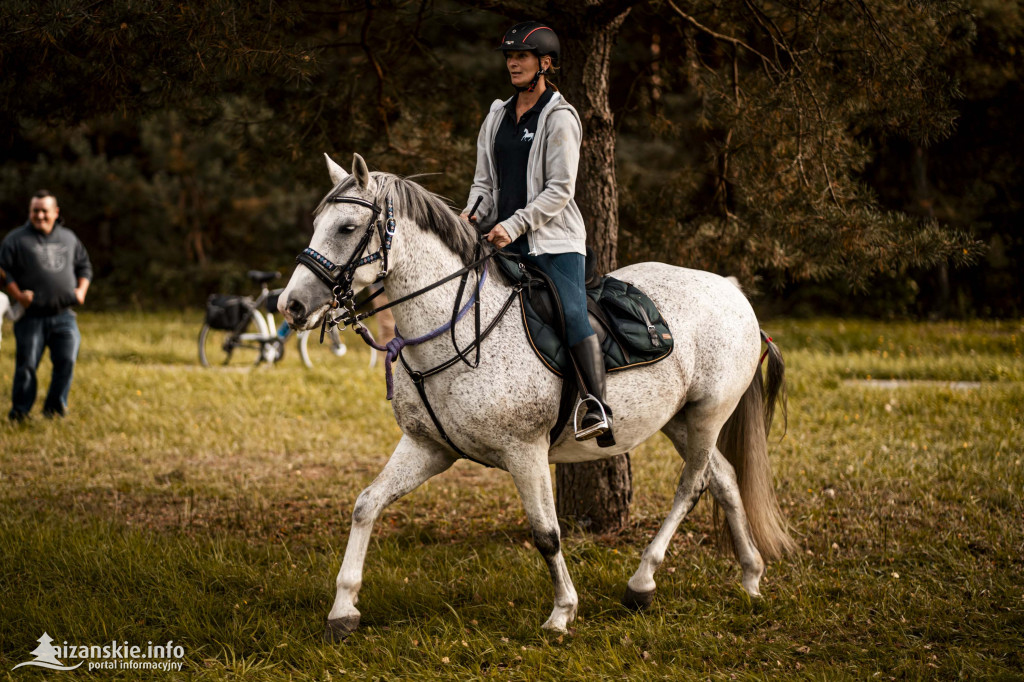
[505,237,595,347]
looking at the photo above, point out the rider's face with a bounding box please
[506,51,541,89]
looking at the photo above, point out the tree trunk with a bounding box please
[556,448,633,534]
[554,10,633,535]
[560,16,625,271]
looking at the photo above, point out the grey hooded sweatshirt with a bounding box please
[463,91,587,256]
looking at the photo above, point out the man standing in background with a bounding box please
[0,190,92,421]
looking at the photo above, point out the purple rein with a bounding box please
[354,263,489,399]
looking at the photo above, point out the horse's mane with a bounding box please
[315,172,484,268]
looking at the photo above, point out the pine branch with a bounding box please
[454,0,642,28]
[665,0,782,78]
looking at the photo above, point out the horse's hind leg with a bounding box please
[707,446,766,596]
[326,435,455,642]
[624,412,712,609]
[624,407,763,607]
[506,447,579,633]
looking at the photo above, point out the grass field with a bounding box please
[1,312,1022,679]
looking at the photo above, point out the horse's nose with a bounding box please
[286,299,307,325]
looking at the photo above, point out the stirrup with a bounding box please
[573,394,609,441]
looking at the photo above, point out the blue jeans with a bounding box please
[506,237,595,346]
[10,311,81,418]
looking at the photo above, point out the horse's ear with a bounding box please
[325,153,349,186]
[352,153,374,192]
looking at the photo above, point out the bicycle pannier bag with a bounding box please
[205,295,247,331]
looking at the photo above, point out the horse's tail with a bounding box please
[714,331,797,561]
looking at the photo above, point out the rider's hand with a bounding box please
[17,290,33,308]
[74,286,87,305]
[486,224,511,248]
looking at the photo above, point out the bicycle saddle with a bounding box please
[247,270,280,284]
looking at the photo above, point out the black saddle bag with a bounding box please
[592,279,673,355]
[205,295,249,331]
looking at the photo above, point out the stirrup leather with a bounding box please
[573,394,610,441]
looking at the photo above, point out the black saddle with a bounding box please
[494,250,675,444]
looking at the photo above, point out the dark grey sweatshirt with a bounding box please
[0,222,92,317]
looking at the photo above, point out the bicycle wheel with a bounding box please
[297,326,347,368]
[199,308,268,367]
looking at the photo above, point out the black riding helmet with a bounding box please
[497,21,560,64]
[497,21,560,92]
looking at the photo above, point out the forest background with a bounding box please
[0,0,1020,318]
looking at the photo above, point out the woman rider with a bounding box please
[462,21,614,446]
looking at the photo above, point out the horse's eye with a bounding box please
[338,224,357,234]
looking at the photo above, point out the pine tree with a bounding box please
[28,633,61,666]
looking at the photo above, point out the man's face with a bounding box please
[29,196,59,234]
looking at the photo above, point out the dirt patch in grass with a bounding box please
[845,378,984,389]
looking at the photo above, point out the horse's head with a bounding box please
[280,153,389,330]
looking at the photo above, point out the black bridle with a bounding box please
[294,195,395,307]
[295,194,496,340]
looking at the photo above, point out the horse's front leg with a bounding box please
[326,435,455,642]
[507,447,579,633]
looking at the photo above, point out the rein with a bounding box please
[354,263,490,401]
[332,246,497,331]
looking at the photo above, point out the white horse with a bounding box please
[280,154,796,639]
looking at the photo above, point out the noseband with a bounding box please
[295,195,395,303]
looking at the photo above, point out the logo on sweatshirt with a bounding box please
[521,129,535,142]
[35,243,68,272]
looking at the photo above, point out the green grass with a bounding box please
[1,314,1022,679]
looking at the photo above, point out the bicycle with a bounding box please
[198,270,346,368]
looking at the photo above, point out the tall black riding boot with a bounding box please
[570,335,615,447]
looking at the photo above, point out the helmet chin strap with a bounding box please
[526,67,547,93]
[513,67,548,93]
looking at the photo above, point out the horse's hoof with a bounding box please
[742,562,765,598]
[541,619,569,634]
[324,615,360,642]
[622,586,655,611]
